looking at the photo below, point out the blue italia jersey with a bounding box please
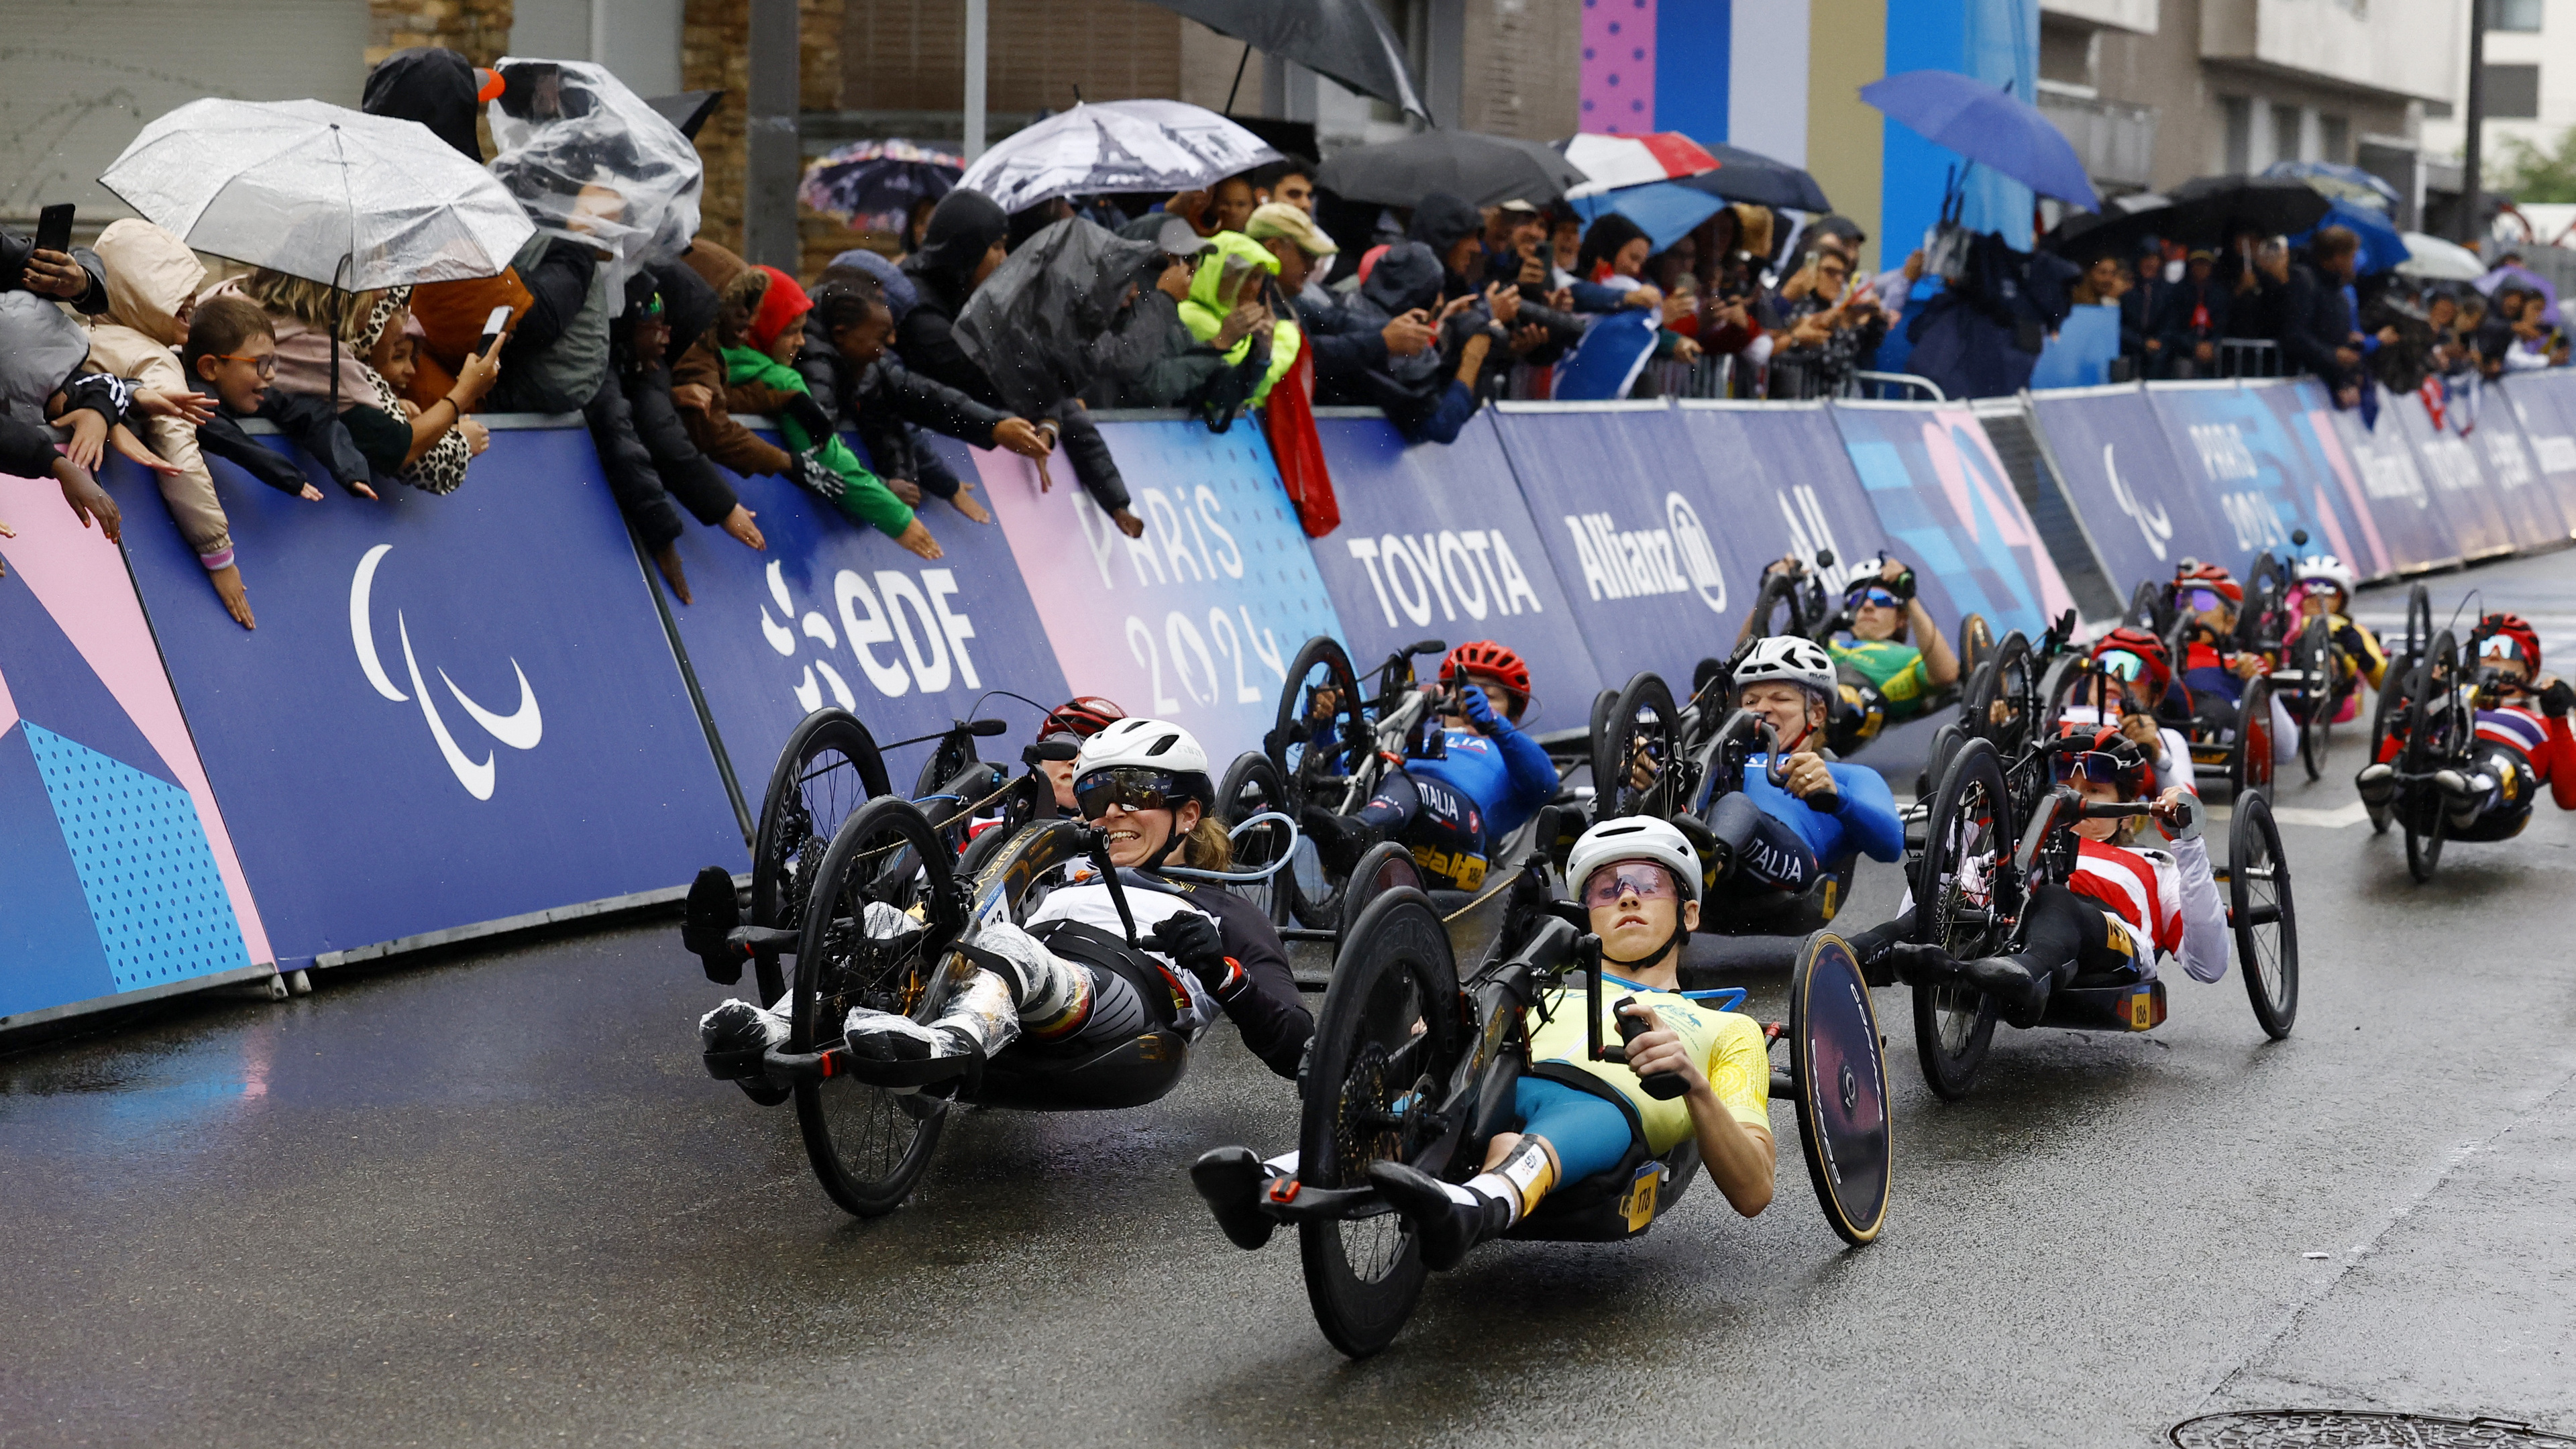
[1741,755,1904,867]
[1409,724,1561,842]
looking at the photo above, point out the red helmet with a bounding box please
[2173,561,2243,603]
[2474,613,2542,674]
[1440,641,1532,713]
[1038,696,1125,743]
[2090,627,2173,696]
[2054,722,2151,800]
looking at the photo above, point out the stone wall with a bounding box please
[686,0,847,265]
[367,0,515,67]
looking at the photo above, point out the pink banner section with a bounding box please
[0,478,274,967]
[1580,0,1658,134]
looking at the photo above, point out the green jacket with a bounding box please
[719,344,915,539]
[1176,231,1301,406]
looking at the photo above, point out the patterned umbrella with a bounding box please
[1561,132,1719,198]
[800,139,963,231]
[955,101,1279,214]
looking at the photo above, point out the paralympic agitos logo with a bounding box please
[350,543,543,801]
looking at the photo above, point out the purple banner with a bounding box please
[2245,379,2398,581]
[2496,372,2576,529]
[2385,388,2518,559]
[2139,384,2368,574]
[2025,384,2205,600]
[1827,402,2078,640]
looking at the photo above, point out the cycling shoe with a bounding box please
[1189,1146,1277,1251]
[1368,1161,1506,1271]
[1299,808,1382,879]
[699,1000,792,1106]
[2355,762,2394,830]
[1960,956,2050,1028]
[1884,942,1963,987]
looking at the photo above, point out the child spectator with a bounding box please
[353,287,498,492]
[183,294,379,505]
[718,264,938,560]
[673,237,814,487]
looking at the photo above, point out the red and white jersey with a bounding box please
[2068,833,2229,983]
[2055,704,2197,798]
[2477,704,2551,756]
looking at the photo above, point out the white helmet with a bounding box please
[2294,553,2356,599]
[1566,815,1703,904]
[1842,556,1891,595]
[1735,635,1837,701]
[1073,716,1214,809]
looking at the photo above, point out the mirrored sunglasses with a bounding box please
[2182,587,2226,612]
[1849,586,1902,610]
[2052,750,2135,786]
[2097,651,2148,682]
[1580,864,1678,908]
[1071,767,1183,818]
[2479,635,2526,661]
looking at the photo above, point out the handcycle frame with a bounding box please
[1904,730,2298,1100]
[1246,859,1890,1358]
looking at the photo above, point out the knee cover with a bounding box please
[965,920,1096,1042]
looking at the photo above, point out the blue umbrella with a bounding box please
[1860,70,2098,209]
[1568,180,1725,256]
[2260,160,2401,211]
[2291,197,2409,276]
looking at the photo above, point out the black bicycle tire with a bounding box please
[790,796,955,1218]
[1591,672,1680,820]
[2231,676,2276,800]
[1269,636,1364,818]
[2231,791,2298,1039]
[1744,571,1805,644]
[751,709,891,1007]
[1216,750,1297,926]
[2295,615,2332,783]
[2405,582,2433,666]
[1297,888,1462,1359]
[2402,635,2456,883]
[1911,737,2009,1100]
[2123,579,2163,629]
[1957,612,1995,680]
[1790,931,1892,1245]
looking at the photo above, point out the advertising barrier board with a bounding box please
[2314,400,2457,574]
[0,486,274,1020]
[1826,402,2078,640]
[2022,384,2201,600]
[2456,385,2573,549]
[2386,388,2518,559]
[1489,401,1747,688]
[1672,400,1889,585]
[2245,379,2396,580]
[2140,384,2366,570]
[661,427,1069,806]
[1307,410,1604,725]
[2496,372,2576,529]
[109,427,748,967]
[975,419,1345,766]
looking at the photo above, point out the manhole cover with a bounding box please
[2174,1411,2576,1448]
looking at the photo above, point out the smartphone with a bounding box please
[476,305,513,356]
[34,203,74,256]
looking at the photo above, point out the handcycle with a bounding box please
[1904,731,2298,1099]
[1737,545,1996,757]
[2376,623,2486,883]
[2366,582,2438,810]
[1228,838,1891,1356]
[2121,570,2284,802]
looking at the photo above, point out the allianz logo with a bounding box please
[2187,423,2261,482]
[2418,434,2485,494]
[760,559,982,711]
[2481,430,2536,491]
[2347,435,2429,507]
[1562,492,1729,613]
[1343,529,1547,627]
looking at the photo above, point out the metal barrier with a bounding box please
[1848,370,1947,402]
[2216,337,2286,378]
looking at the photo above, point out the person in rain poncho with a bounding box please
[1081,213,1269,427]
[1174,229,1299,407]
[903,191,1144,539]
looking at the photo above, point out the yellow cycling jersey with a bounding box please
[1525,980,1771,1152]
[2324,611,2390,691]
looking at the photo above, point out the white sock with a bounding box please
[1263,1150,1300,1176]
[1464,1139,1558,1226]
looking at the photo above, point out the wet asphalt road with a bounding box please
[8,557,2576,1448]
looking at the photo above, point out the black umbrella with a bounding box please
[1140,0,1426,117]
[1673,142,1831,213]
[645,90,724,141]
[1318,130,1589,209]
[2059,174,2330,260]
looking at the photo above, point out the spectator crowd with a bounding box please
[9,46,2568,633]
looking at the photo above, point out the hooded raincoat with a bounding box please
[80,220,230,568]
[1175,231,1300,406]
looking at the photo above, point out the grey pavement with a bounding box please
[7,553,2576,1448]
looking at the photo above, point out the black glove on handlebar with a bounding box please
[1146,912,1239,997]
[2544,680,2575,719]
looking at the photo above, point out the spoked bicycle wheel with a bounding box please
[1217,750,1297,926]
[1790,932,1890,1245]
[790,796,959,1218]
[1271,637,1366,928]
[1298,888,1462,1359]
[2231,676,2277,799]
[752,709,892,1008]
[1911,737,2012,1100]
[1591,672,1679,820]
[2401,633,2461,884]
[2229,790,2298,1038]
[1962,629,2034,755]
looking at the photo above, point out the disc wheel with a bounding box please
[1298,888,1462,1359]
[1957,612,1995,679]
[1217,750,1297,926]
[1591,672,1680,820]
[2291,616,2334,783]
[2229,790,2298,1039]
[790,796,957,1218]
[1790,932,1891,1245]
[751,709,891,1008]
[1911,737,2012,1101]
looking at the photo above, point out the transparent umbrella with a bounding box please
[956,100,1279,214]
[101,97,533,290]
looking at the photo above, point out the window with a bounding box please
[2485,0,2544,32]
[2320,113,2349,164]
[2426,99,2456,119]
[2484,63,2542,119]
[2271,103,2305,164]
[2223,96,2252,172]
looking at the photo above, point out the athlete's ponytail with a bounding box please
[1180,814,1234,872]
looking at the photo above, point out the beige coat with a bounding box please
[82,219,229,565]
